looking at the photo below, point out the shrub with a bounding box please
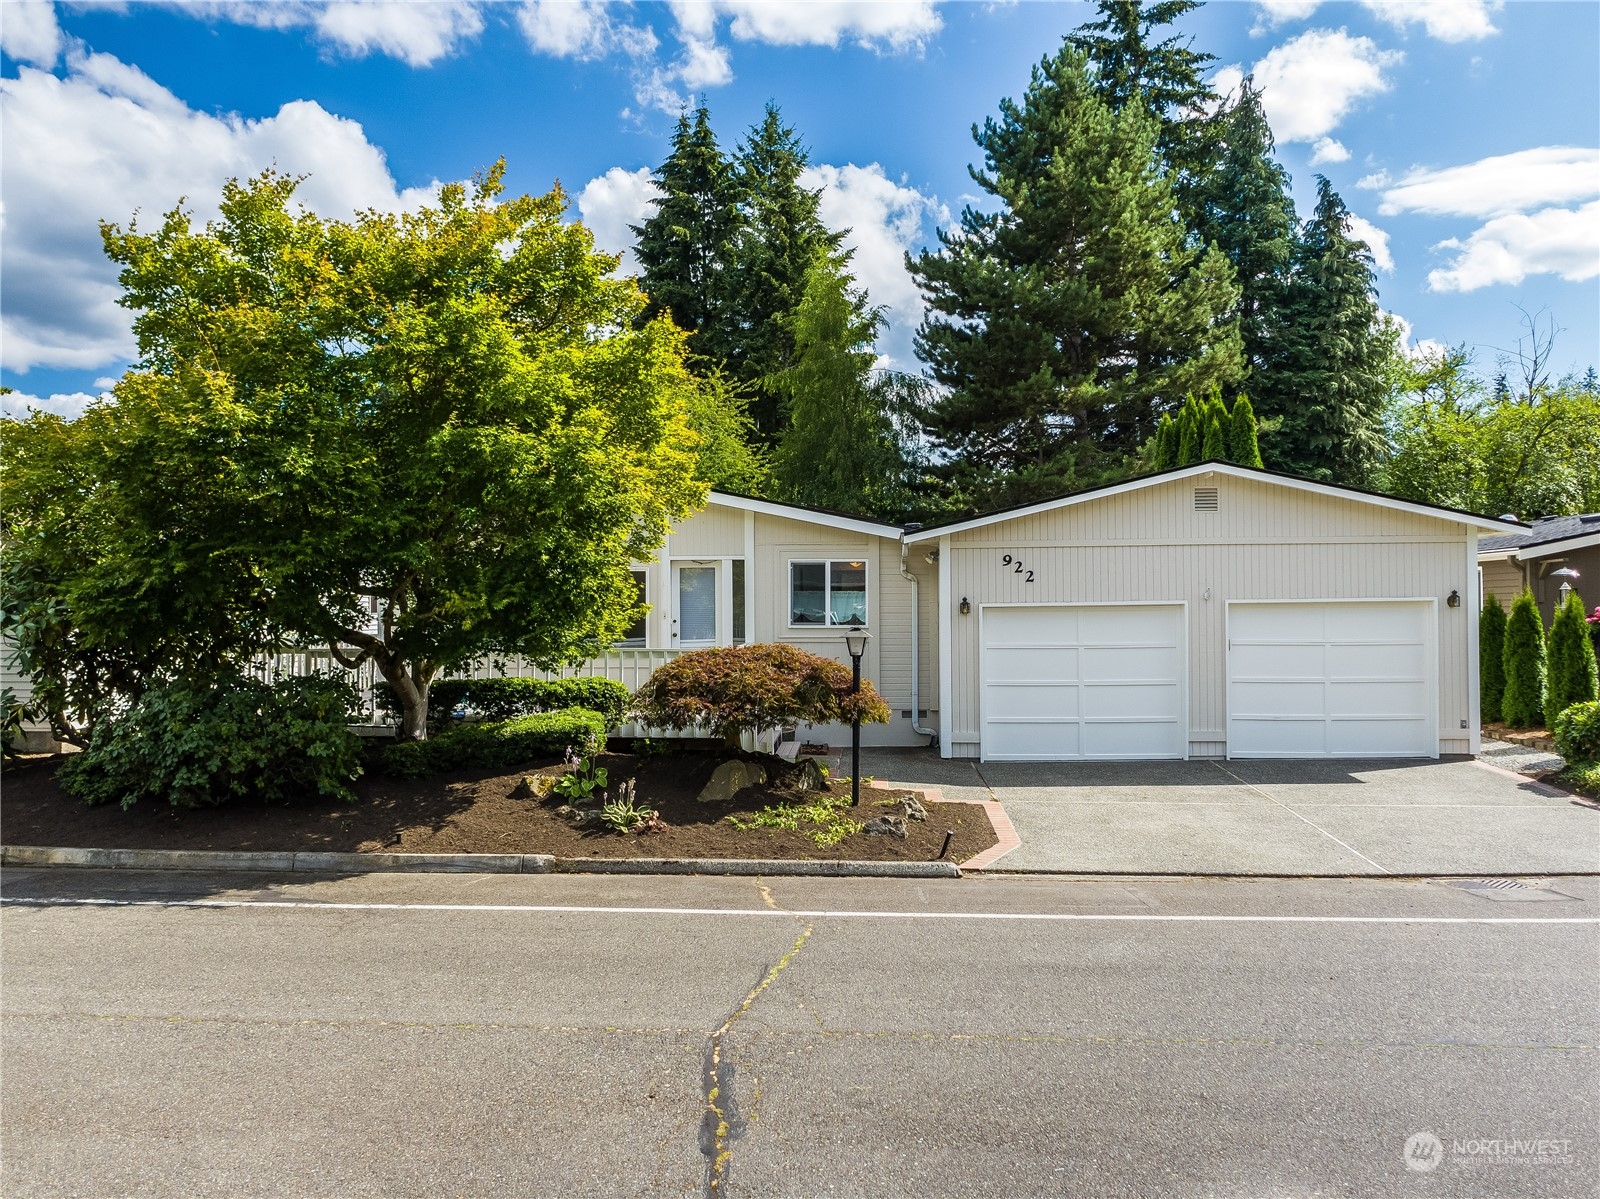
[1545,592,1600,726]
[1479,593,1507,722]
[382,707,605,778]
[1553,700,1600,764]
[379,676,631,730]
[1500,590,1547,728]
[631,643,891,747]
[57,674,362,809]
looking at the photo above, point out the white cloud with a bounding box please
[1310,136,1350,164]
[576,165,661,274]
[1428,201,1600,292]
[675,35,732,87]
[1345,213,1393,271]
[1208,63,1244,105]
[1374,146,1600,218]
[0,50,441,373]
[1250,29,1402,143]
[802,163,947,371]
[713,1,942,50]
[1252,1,1501,41]
[1381,309,1447,362]
[516,0,656,60]
[0,0,63,66]
[0,390,102,422]
[189,1,485,67]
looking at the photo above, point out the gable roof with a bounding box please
[706,491,906,539]
[1479,512,1600,559]
[902,461,1526,544]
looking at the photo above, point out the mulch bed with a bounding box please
[0,747,997,865]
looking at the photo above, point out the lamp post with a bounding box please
[1552,567,1579,607]
[844,628,871,807]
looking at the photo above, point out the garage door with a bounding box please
[1227,601,1435,758]
[981,604,1186,761]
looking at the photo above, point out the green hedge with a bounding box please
[379,677,630,730]
[382,707,605,778]
[58,674,362,809]
[1500,590,1547,728]
[1479,594,1507,723]
[1553,700,1600,764]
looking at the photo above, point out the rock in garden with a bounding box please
[898,795,928,822]
[510,775,555,800]
[791,757,827,792]
[696,759,768,804]
[862,815,907,839]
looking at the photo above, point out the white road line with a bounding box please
[1,896,1593,923]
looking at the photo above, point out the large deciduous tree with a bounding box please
[4,165,706,741]
[910,44,1242,510]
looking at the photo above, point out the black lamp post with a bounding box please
[844,628,871,807]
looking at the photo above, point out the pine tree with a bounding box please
[1201,414,1226,461]
[1501,590,1547,729]
[1480,593,1507,723]
[1228,393,1263,467]
[1546,591,1600,726]
[1152,412,1177,470]
[1176,394,1202,466]
[632,105,743,363]
[1264,178,1389,484]
[910,45,1242,510]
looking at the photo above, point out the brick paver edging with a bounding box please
[866,782,1021,871]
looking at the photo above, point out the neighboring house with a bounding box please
[1477,513,1600,625]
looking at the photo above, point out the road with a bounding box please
[3,867,1597,1198]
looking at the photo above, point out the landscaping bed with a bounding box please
[0,748,996,864]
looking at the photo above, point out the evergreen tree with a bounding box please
[1501,590,1547,728]
[1480,593,1507,723]
[1546,591,1600,725]
[1266,177,1389,484]
[910,45,1242,510]
[1151,412,1177,470]
[727,104,843,439]
[632,105,743,363]
[1228,393,1263,467]
[1201,413,1226,460]
[1176,394,1202,466]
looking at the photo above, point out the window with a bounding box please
[790,560,868,627]
[619,569,648,645]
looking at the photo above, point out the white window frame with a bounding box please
[787,558,870,629]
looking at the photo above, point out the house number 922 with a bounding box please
[1001,554,1034,582]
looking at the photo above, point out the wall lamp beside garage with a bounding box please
[960,597,971,615]
[1447,590,1461,608]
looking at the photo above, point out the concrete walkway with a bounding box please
[861,748,1600,875]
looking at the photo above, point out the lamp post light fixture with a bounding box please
[844,629,871,807]
[1551,567,1579,606]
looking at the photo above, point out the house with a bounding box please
[617,461,1521,761]
[1478,513,1600,625]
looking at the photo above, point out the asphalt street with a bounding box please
[2,868,1597,1198]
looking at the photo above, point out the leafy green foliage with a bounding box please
[380,676,631,730]
[631,643,891,746]
[1500,591,1547,729]
[726,790,863,848]
[1479,594,1508,724]
[381,708,605,778]
[1145,390,1262,471]
[552,747,609,802]
[1552,701,1600,764]
[56,674,362,809]
[1546,592,1600,727]
[598,779,658,834]
[1,686,31,761]
[1227,394,1264,468]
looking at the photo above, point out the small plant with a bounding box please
[553,745,608,802]
[1553,700,1600,764]
[728,792,863,848]
[598,778,657,833]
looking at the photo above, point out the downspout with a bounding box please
[900,539,939,745]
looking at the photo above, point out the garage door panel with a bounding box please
[1081,644,1179,681]
[986,684,1080,721]
[984,646,1079,683]
[1328,718,1429,756]
[1234,718,1326,756]
[987,606,1080,644]
[1076,606,1177,643]
[986,721,1080,759]
[1325,603,1426,640]
[1329,642,1426,678]
[1326,680,1429,718]
[1082,720,1183,759]
[1230,643,1324,678]
[1232,680,1327,717]
[1235,606,1323,639]
[1083,682,1182,720]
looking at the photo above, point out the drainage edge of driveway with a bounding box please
[0,845,960,878]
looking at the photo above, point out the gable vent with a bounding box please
[1194,486,1219,511]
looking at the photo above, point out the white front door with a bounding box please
[673,563,718,647]
[980,604,1187,761]
[1227,601,1436,758]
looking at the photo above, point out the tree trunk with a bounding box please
[390,670,431,742]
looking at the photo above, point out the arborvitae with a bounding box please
[632,105,743,361]
[1201,414,1227,461]
[911,46,1241,510]
[1480,593,1507,723]
[727,104,842,440]
[1546,590,1600,725]
[1500,590,1547,728]
[1176,394,1202,466]
[1266,177,1388,484]
[1152,412,1177,470]
[1228,393,1263,467]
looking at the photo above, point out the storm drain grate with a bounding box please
[1443,878,1581,903]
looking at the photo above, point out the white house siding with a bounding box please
[940,474,1477,759]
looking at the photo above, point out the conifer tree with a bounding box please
[910,45,1242,510]
[1546,591,1600,726]
[1479,594,1507,723]
[1201,414,1226,461]
[1501,590,1547,729]
[1228,393,1263,468]
[1176,394,1202,466]
[1151,412,1177,470]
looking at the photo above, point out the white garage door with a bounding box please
[1227,601,1436,758]
[981,604,1186,761]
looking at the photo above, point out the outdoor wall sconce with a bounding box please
[960,597,971,615]
[1447,590,1461,608]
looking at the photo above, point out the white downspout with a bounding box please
[899,540,939,743]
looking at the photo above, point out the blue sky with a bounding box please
[3,0,1596,417]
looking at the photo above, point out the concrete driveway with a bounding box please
[861,749,1600,875]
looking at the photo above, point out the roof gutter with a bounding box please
[899,540,938,744]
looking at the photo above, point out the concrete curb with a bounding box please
[0,844,960,879]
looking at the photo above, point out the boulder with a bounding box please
[510,774,556,800]
[862,814,907,840]
[791,757,827,793]
[898,795,929,822]
[696,759,768,804]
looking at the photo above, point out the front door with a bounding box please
[673,563,718,647]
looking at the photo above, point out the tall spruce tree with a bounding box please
[632,104,743,364]
[1266,177,1389,484]
[909,45,1242,510]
